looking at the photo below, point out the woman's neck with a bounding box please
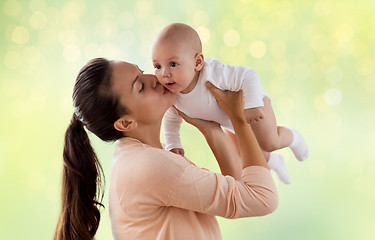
[126,121,163,149]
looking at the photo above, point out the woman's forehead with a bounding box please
[111,61,139,94]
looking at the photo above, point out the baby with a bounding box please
[151,23,309,184]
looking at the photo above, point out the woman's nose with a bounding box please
[152,77,158,88]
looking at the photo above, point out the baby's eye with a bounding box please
[154,65,161,70]
[139,83,144,93]
[170,62,177,67]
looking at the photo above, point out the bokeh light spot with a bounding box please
[24,46,41,64]
[313,0,332,16]
[29,11,47,29]
[117,11,135,29]
[223,29,240,47]
[274,61,290,74]
[118,31,136,48]
[63,45,81,62]
[62,1,85,19]
[4,51,21,69]
[249,40,267,58]
[59,29,77,46]
[356,58,373,76]
[12,26,30,44]
[310,34,328,52]
[314,94,329,111]
[29,0,47,12]
[100,43,121,59]
[196,26,210,44]
[84,43,100,59]
[3,0,21,16]
[349,153,366,175]
[325,66,343,83]
[193,11,210,26]
[277,0,293,17]
[293,64,310,80]
[324,88,342,106]
[135,1,152,18]
[335,24,354,42]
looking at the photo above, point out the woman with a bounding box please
[54,58,278,240]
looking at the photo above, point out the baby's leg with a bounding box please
[245,97,309,161]
[223,128,290,184]
[245,97,293,152]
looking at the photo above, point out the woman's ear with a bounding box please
[114,117,138,132]
[194,53,204,71]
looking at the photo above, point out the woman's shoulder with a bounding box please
[112,138,191,180]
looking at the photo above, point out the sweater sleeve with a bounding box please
[162,107,184,151]
[167,164,279,219]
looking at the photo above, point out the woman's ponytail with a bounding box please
[54,114,104,240]
[54,58,128,239]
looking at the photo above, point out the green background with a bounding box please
[1,0,374,239]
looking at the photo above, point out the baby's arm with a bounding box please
[162,107,184,155]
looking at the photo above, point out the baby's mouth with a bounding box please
[166,82,176,87]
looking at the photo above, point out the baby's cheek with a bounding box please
[155,73,163,83]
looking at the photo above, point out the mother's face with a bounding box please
[111,61,176,124]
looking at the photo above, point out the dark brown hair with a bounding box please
[54,58,127,240]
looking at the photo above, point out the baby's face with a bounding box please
[151,40,197,94]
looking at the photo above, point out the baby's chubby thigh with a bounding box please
[244,97,280,152]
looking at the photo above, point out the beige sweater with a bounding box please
[109,137,278,240]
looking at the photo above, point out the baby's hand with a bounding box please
[244,107,265,124]
[170,148,185,156]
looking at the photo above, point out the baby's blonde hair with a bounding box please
[154,23,202,55]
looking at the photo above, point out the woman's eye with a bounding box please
[170,62,177,67]
[139,83,144,92]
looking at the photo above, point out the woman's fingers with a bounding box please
[205,81,223,100]
[205,81,244,115]
[173,106,190,122]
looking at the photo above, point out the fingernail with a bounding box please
[206,81,212,87]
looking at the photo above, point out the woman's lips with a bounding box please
[163,86,171,94]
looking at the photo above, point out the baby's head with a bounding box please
[151,23,204,93]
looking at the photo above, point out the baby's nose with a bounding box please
[162,68,170,77]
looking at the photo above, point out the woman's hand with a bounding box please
[174,108,242,180]
[205,81,245,122]
[174,107,220,135]
[170,148,185,157]
[205,81,268,170]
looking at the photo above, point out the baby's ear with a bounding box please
[194,53,204,71]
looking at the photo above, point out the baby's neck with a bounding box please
[180,71,201,94]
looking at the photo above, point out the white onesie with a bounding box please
[163,57,270,151]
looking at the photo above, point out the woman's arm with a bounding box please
[205,81,269,169]
[166,84,277,218]
[175,108,242,180]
